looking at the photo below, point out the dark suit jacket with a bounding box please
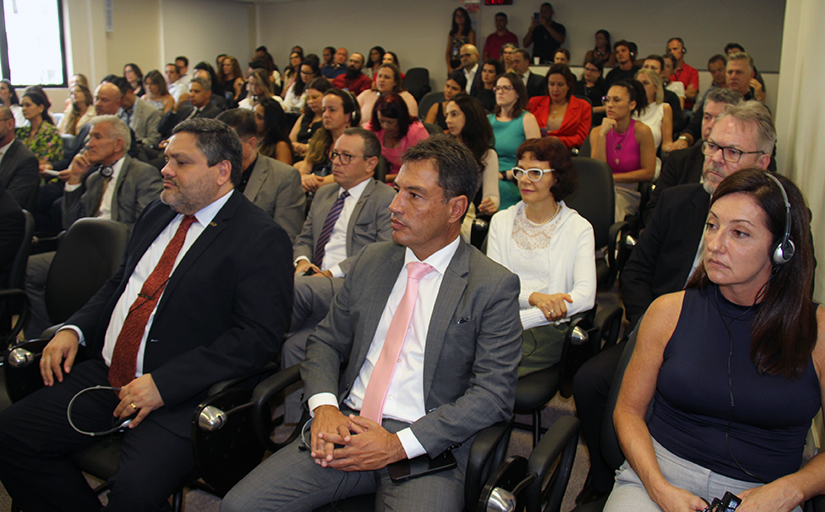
[621,184,709,330]
[302,241,522,459]
[644,142,704,224]
[0,138,39,210]
[525,72,548,99]
[243,154,305,243]
[61,155,163,229]
[158,103,223,140]
[293,178,394,274]
[0,184,24,287]
[67,191,293,436]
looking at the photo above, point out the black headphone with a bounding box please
[765,173,795,265]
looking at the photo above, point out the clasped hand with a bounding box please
[310,405,405,471]
[529,292,572,321]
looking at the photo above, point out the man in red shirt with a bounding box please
[332,53,372,96]
[482,12,519,61]
[667,37,699,109]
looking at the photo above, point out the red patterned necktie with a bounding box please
[360,262,434,422]
[108,215,197,388]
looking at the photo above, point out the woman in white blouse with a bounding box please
[487,137,596,377]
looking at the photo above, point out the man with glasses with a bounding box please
[283,127,395,422]
[501,43,518,72]
[573,101,776,505]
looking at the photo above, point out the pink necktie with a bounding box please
[360,261,434,422]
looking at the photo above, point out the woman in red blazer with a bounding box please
[528,64,592,149]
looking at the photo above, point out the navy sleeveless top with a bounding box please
[648,285,820,482]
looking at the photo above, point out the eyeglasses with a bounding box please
[330,150,368,165]
[460,53,473,59]
[702,140,764,163]
[513,167,554,181]
[493,85,514,93]
[602,96,625,105]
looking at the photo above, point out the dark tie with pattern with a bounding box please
[108,215,197,387]
[91,165,114,217]
[313,190,349,266]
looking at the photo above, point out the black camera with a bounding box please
[702,491,741,512]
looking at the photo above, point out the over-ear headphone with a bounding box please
[668,37,687,54]
[765,173,795,265]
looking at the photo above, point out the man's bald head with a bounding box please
[0,105,15,145]
[94,82,122,116]
[460,44,480,70]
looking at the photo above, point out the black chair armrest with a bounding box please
[0,288,30,348]
[525,415,580,512]
[4,337,65,402]
[30,231,66,255]
[594,305,624,352]
[465,416,515,511]
[607,220,630,273]
[251,364,303,452]
[206,361,280,396]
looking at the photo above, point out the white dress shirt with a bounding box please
[463,63,479,94]
[294,177,370,278]
[309,236,461,458]
[62,191,233,379]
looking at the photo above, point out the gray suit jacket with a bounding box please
[293,178,394,274]
[0,138,39,210]
[243,154,305,243]
[61,154,164,229]
[302,241,522,458]
[129,98,162,147]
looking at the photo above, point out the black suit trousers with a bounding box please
[0,359,195,512]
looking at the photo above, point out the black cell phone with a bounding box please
[533,12,540,21]
[387,451,457,482]
[303,266,316,276]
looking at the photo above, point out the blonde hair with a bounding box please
[635,68,663,105]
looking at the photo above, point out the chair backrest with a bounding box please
[45,218,130,324]
[5,210,35,290]
[404,67,431,103]
[422,122,442,136]
[418,91,445,121]
[567,157,615,250]
[578,128,593,157]
[600,321,641,471]
[374,156,388,183]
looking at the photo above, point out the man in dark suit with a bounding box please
[0,181,25,288]
[282,127,394,422]
[512,48,547,98]
[217,109,305,242]
[0,119,293,511]
[158,78,222,139]
[643,88,744,224]
[0,105,38,210]
[459,44,482,96]
[222,135,522,512]
[572,101,775,504]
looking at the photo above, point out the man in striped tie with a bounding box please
[223,135,522,512]
[0,118,293,511]
[282,127,395,423]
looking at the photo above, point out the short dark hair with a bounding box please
[667,37,685,49]
[343,127,381,159]
[614,39,631,53]
[175,56,189,67]
[708,53,727,67]
[645,54,665,69]
[172,118,243,186]
[514,48,531,62]
[165,63,181,74]
[705,87,743,107]
[516,137,577,201]
[216,108,257,141]
[584,58,604,74]
[324,46,336,55]
[662,53,678,69]
[724,42,745,53]
[255,45,267,53]
[371,93,412,138]
[546,64,575,100]
[554,48,571,61]
[402,134,479,218]
[688,170,816,379]
[482,58,504,77]
[495,12,507,20]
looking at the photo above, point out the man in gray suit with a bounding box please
[222,135,522,512]
[281,127,394,421]
[115,77,161,148]
[158,78,223,140]
[0,105,38,209]
[217,108,305,242]
[25,116,162,336]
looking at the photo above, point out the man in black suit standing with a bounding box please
[0,105,38,210]
[0,118,293,511]
[572,101,775,504]
[512,48,547,98]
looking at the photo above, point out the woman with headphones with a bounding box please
[607,169,822,512]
